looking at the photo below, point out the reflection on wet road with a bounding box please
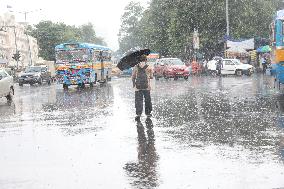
[0,75,283,189]
[124,119,159,188]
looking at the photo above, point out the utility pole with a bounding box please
[23,14,33,66]
[225,0,229,58]
[226,0,229,36]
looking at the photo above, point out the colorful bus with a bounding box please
[270,10,284,87]
[55,43,112,89]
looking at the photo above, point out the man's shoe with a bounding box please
[146,114,152,118]
[145,118,153,128]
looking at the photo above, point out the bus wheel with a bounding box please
[63,84,68,90]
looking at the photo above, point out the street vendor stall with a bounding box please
[256,45,271,53]
[0,59,8,68]
[225,46,249,61]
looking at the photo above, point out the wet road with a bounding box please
[0,75,284,189]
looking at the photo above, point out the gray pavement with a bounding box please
[0,75,284,189]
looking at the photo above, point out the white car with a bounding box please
[208,59,254,76]
[0,69,14,101]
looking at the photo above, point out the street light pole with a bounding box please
[12,26,19,69]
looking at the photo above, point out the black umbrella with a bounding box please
[117,49,151,71]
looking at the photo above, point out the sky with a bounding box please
[0,0,149,51]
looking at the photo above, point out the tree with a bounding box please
[118,1,144,53]
[79,23,106,44]
[29,21,107,61]
[30,21,64,60]
[118,0,283,59]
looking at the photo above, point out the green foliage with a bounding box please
[29,21,106,60]
[119,0,282,59]
[118,1,144,53]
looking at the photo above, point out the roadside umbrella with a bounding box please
[256,45,271,53]
[117,48,151,71]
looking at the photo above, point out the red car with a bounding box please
[153,58,190,80]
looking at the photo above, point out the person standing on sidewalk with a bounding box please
[132,55,153,122]
[216,59,223,76]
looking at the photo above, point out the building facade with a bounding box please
[0,13,39,69]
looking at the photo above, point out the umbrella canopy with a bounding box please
[117,48,151,71]
[256,45,271,53]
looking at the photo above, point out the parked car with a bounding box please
[154,58,190,80]
[18,66,52,86]
[0,69,14,101]
[207,59,254,76]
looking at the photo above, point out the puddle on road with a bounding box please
[0,76,284,188]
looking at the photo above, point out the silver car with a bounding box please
[0,69,14,101]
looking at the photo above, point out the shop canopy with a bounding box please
[227,38,254,50]
[256,45,271,53]
[226,46,248,53]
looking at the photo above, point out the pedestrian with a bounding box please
[261,56,267,74]
[132,55,153,122]
[203,59,208,75]
[248,56,251,65]
[216,59,222,76]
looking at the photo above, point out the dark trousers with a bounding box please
[135,90,152,116]
[263,63,267,74]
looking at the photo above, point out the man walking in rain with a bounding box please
[132,55,153,122]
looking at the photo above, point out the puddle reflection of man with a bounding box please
[124,119,159,188]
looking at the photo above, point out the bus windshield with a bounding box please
[56,49,89,62]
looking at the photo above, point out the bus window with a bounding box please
[93,51,111,61]
[93,51,100,61]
